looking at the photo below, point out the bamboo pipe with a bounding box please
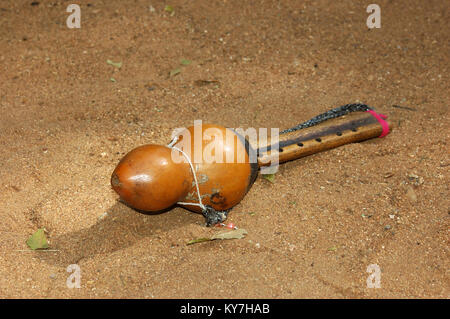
[253,111,385,166]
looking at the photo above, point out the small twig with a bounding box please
[14,249,60,252]
[391,104,417,111]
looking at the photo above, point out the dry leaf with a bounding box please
[211,228,248,240]
[187,238,211,245]
[187,228,248,245]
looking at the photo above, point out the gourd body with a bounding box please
[111,124,258,213]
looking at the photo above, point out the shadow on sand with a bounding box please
[38,202,191,267]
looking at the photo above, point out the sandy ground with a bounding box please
[0,0,448,298]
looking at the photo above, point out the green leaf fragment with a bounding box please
[262,174,275,183]
[26,229,49,250]
[164,5,174,13]
[110,77,116,82]
[181,59,191,65]
[106,59,122,68]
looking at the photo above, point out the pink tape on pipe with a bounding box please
[366,110,389,138]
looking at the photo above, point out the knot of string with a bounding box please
[167,136,206,211]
